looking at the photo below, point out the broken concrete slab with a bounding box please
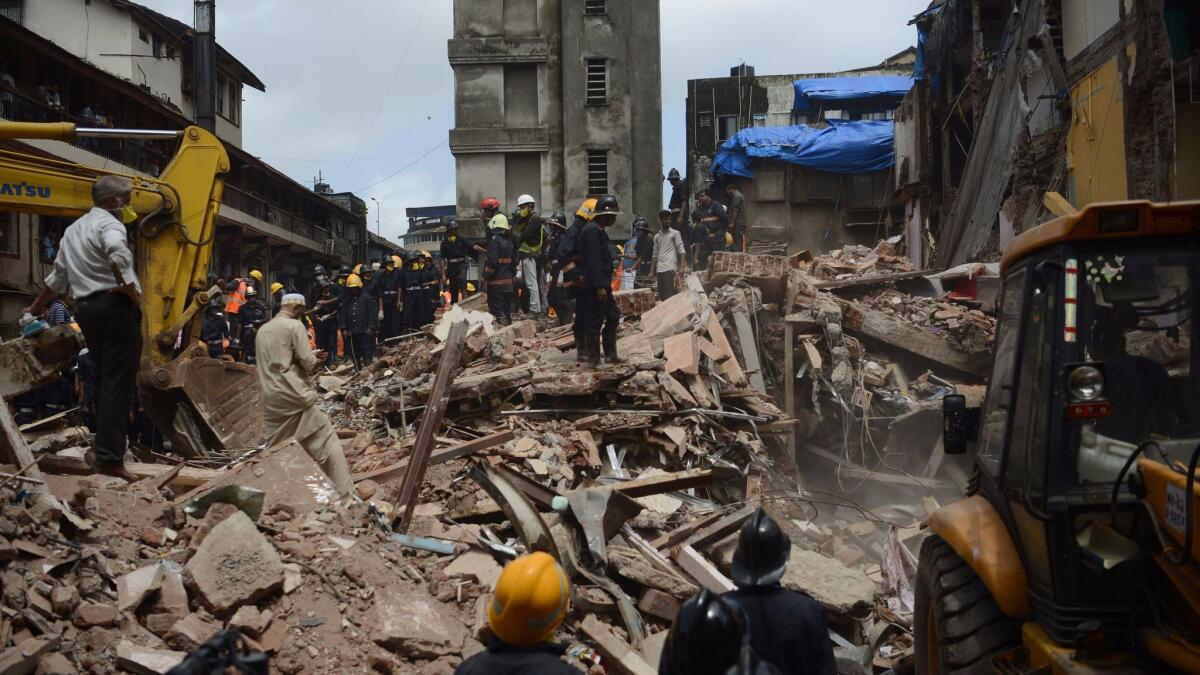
[228,605,271,639]
[184,511,284,616]
[174,439,339,514]
[637,588,681,621]
[370,586,468,659]
[165,614,219,652]
[0,636,57,675]
[116,563,165,613]
[114,641,185,675]
[72,602,117,628]
[580,615,656,675]
[609,546,697,600]
[443,550,502,590]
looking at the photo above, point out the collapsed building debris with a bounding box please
[0,244,996,672]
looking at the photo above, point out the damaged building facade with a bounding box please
[896,0,1200,268]
[690,52,916,254]
[448,0,662,237]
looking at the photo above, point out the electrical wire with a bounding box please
[333,0,434,187]
[348,138,447,195]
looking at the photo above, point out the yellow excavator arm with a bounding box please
[0,122,261,459]
[0,122,229,364]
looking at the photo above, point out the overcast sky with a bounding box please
[134,0,927,243]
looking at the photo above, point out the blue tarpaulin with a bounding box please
[792,75,914,112]
[711,121,895,177]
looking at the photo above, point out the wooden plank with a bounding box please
[662,332,699,376]
[812,269,932,290]
[1043,190,1077,217]
[650,510,726,550]
[351,430,514,484]
[800,338,823,373]
[394,320,468,533]
[0,400,43,484]
[678,504,755,551]
[694,336,726,364]
[783,323,796,463]
[675,545,736,593]
[837,299,989,377]
[730,293,765,394]
[704,311,746,386]
[579,615,657,675]
[605,468,714,498]
[38,454,219,488]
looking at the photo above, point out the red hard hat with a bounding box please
[480,197,501,210]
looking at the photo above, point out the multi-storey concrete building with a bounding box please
[448,0,662,237]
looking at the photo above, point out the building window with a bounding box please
[587,149,609,195]
[584,0,606,14]
[216,76,226,116]
[751,113,767,127]
[0,0,22,23]
[152,33,163,57]
[717,115,738,142]
[0,213,16,257]
[585,58,607,105]
[851,110,895,121]
[698,112,711,128]
[138,27,149,43]
[227,79,240,125]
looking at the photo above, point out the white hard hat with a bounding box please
[516,194,536,207]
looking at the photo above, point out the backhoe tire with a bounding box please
[914,534,1021,674]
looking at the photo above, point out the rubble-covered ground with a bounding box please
[0,244,997,674]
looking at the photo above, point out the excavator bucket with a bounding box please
[139,347,262,460]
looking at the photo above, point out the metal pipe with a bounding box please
[498,408,770,422]
[74,127,182,140]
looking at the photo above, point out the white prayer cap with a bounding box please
[281,293,306,306]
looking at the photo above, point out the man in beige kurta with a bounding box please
[255,294,354,496]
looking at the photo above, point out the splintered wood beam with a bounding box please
[393,320,468,533]
[606,468,714,498]
[836,299,989,377]
[350,429,514,484]
[0,400,43,484]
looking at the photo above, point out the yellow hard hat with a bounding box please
[575,197,598,222]
[466,282,477,293]
[488,552,570,647]
[352,263,362,274]
[391,255,401,265]
[270,282,283,294]
[420,250,432,260]
[249,270,263,283]
[346,274,363,289]
[616,244,624,255]
[724,232,733,246]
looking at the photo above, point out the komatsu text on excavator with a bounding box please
[0,121,261,459]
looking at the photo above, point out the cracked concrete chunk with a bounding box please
[370,586,467,659]
[117,563,165,613]
[184,511,283,616]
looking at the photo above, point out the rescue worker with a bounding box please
[619,217,652,290]
[310,282,341,362]
[338,273,378,370]
[667,167,689,232]
[333,267,350,300]
[419,251,440,327]
[512,194,546,316]
[378,255,401,340]
[482,201,516,326]
[693,189,729,270]
[239,286,268,364]
[23,175,141,481]
[542,211,573,326]
[722,507,837,675]
[399,253,424,334]
[224,278,245,344]
[578,194,623,367]
[725,181,749,252]
[270,281,285,317]
[454,552,579,675]
[651,209,687,301]
[554,198,596,361]
[440,223,471,305]
[254,293,354,496]
[661,588,782,675]
[200,295,230,359]
[307,265,330,305]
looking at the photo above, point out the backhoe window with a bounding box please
[976,270,1028,477]
[1007,275,1056,494]
[1075,248,1199,485]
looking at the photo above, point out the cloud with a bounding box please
[136,0,926,242]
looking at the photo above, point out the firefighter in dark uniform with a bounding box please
[440,223,472,305]
[239,286,268,364]
[418,251,440,327]
[311,281,341,363]
[721,508,837,675]
[542,211,573,326]
[482,203,516,326]
[577,194,623,368]
[200,295,230,359]
[399,252,424,334]
[338,273,378,370]
[307,264,330,303]
[660,588,783,675]
[554,198,596,361]
[378,255,401,340]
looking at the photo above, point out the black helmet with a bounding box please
[668,167,681,181]
[335,267,349,280]
[547,210,567,228]
[633,216,649,232]
[593,194,621,216]
[206,294,224,311]
[313,264,328,277]
[664,589,745,675]
[731,507,790,587]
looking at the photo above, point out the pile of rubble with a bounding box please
[1,242,997,673]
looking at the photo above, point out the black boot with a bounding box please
[604,346,625,364]
[575,333,588,362]
[586,335,601,368]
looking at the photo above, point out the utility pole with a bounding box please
[371,197,382,236]
[193,0,217,133]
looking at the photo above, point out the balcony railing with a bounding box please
[221,183,336,247]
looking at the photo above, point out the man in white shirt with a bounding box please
[25,176,141,481]
[650,210,687,301]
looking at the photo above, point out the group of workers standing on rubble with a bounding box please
[455,506,834,674]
